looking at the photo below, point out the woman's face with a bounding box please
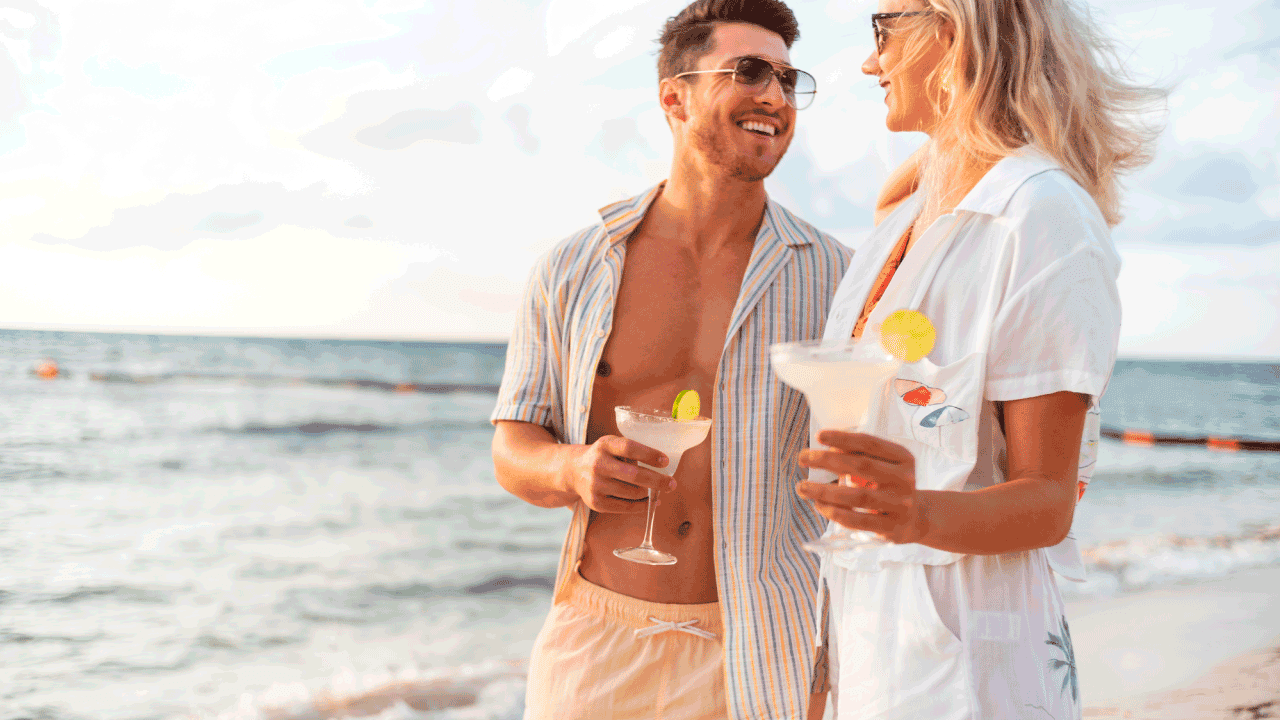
[861,0,951,135]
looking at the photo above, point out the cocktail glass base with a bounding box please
[613,546,678,566]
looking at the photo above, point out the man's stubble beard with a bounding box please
[689,115,790,183]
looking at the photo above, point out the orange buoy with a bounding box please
[1207,437,1241,452]
[1121,429,1155,446]
[34,358,60,380]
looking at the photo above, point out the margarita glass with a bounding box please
[613,405,713,566]
[770,338,901,553]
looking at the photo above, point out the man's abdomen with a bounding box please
[578,443,719,605]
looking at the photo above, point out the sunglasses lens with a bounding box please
[778,69,798,93]
[732,57,815,109]
[735,58,773,86]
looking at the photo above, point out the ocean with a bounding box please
[2,329,1278,720]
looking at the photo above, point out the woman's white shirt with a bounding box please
[818,146,1121,578]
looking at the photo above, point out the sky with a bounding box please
[1,0,1277,358]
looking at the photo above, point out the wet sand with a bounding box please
[1070,566,1280,718]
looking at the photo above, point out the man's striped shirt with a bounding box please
[491,183,852,719]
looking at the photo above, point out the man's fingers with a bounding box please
[613,462,673,493]
[590,495,649,514]
[812,430,913,464]
[594,454,673,492]
[598,477,649,502]
[601,435,669,470]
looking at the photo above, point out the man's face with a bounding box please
[675,22,797,182]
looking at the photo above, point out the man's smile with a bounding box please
[736,116,781,137]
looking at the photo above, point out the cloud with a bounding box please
[594,26,636,59]
[1172,152,1260,203]
[354,104,483,149]
[487,67,534,102]
[0,225,437,336]
[1118,242,1280,359]
[18,181,399,251]
[83,57,189,98]
[588,115,656,173]
[764,128,878,244]
[194,210,265,234]
[345,260,524,340]
[503,104,539,154]
[0,0,60,150]
[544,0,654,56]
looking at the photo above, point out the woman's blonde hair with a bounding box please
[887,0,1165,226]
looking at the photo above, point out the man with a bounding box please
[491,1,852,718]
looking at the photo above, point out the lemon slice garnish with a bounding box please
[672,389,700,420]
[880,309,936,363]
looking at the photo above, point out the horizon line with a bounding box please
[3,324,1279,363]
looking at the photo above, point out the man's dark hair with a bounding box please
[656,0,799,81]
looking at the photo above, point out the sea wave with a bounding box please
[226,419,493,436]
[1075,522,1280,596]
[85,371,501,395]
[238,660,528,720]
[280,571,556,625]
[42,584,176,605]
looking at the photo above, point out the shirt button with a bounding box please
[596,329,607,338]
[579,404,588,413]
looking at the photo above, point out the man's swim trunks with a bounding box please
[523,568,726,720]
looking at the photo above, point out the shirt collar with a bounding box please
[953,145,1064,217]
[597,182,812,248]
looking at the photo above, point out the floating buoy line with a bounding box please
[1101,427,1280,452]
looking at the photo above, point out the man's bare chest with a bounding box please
[598,240,751,387]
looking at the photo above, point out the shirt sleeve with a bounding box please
[490,254,559,429]
[984,190,1122,404]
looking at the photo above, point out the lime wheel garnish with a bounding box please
[880,309,936,363]
[672,389,701,420]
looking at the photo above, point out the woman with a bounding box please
[794,0,1162,718]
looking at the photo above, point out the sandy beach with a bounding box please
[1070,566,1280,719]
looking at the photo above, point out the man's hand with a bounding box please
[795,430,927,545]
[563,435,674,514]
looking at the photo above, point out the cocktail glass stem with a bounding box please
[636,486,660,552]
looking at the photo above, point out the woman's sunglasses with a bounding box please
[872,11,932,54]
[673,56,817,110]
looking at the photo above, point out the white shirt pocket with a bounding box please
[872,353,986,492]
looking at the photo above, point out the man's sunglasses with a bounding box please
[673,56,817,110]
[872,11,932,54]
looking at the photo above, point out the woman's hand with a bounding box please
[795,429,928,545]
